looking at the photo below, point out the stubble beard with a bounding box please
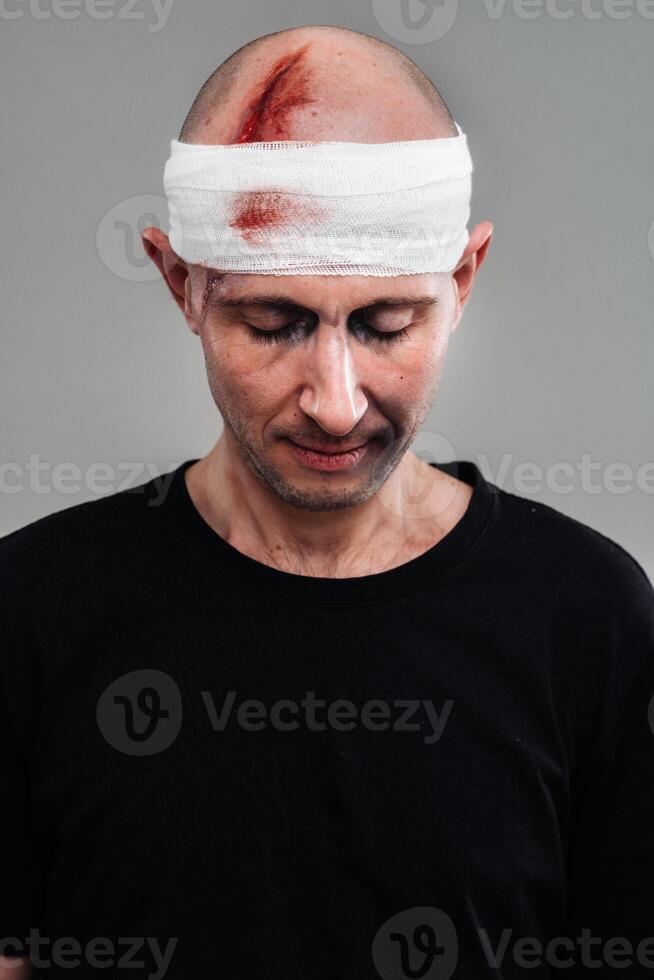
[204,353,441,514]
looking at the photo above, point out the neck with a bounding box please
[184,433,472,578]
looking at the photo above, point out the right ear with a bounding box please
[141,226,193,320]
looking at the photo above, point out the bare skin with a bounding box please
[0,959,31,979]
[143,26,493,578]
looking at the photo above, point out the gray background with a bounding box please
[1,0,653,580]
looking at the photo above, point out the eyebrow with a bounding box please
[212,294,440,312]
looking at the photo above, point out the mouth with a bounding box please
[285,438,371,472]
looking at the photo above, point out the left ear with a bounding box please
[450,220,494,329]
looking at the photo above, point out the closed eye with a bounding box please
[244,319,311,347]
[350,318,410,347]
[245,318,410,347]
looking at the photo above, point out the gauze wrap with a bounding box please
[163,121,473,277]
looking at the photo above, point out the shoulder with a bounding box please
[479,481,654,723]
[434,459,651,609]
[489,478,654,644]
[0,467,178,605]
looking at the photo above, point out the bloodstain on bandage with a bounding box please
[229,190,325,245]
[234,44,316,143]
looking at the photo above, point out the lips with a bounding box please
[288,439,367,455]
[286,438,371,472]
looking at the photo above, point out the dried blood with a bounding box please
[229,190,324,245]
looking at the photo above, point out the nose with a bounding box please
[297,323,369,436]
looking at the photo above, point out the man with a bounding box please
[1,24,653,980]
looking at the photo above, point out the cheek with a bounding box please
[201,330,295,411]
[365,334,446,410]
[200,323,448,422]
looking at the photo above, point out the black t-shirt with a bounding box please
[1,458,654,979]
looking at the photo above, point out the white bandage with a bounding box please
[163,121,473,277]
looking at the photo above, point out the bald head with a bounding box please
[179,25,457,146]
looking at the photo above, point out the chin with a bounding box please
[277,486,376,513]
[265,464,379,512]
